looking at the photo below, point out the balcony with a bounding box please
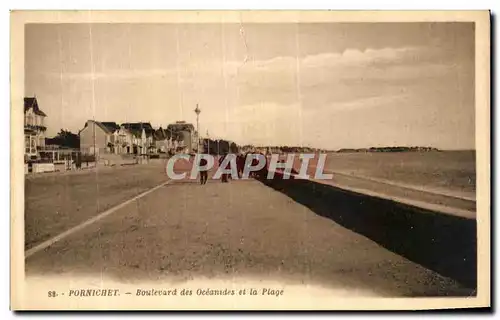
[24,124,47,132]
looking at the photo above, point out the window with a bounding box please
[25,114,33,126]
[25,136,30,153]
[30,136,37,154]
[25,135,37,154]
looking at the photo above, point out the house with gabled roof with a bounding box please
[79,120,118,156]
[166,121,198,153]
[121,122,155,155]
[111,126,133,155]
[154,127,179,153]
[100,122,121,133]
[24,96,47,159]
[80,120,160,156]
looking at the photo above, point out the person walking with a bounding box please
[236,153,245,178]
[219,153,229,183]
[199,157,208,185]
[75,153,82,170]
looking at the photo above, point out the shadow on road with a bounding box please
[257,175,477,290]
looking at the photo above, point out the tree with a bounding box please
[46,129,80,149]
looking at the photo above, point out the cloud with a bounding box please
[40,45,462,129]
[44,46,447,90]
[302,46,423,68]
[307,94,412,114]
[223,46,458,108]
[229,46,431,75]
[45,68,176,80]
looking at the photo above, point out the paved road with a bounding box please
[25,172,474,297]
[25,162,169,249]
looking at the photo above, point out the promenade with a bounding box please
[24,160,476,297]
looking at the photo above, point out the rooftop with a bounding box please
[24,97,47,117]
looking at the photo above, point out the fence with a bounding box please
[25,148,96,174]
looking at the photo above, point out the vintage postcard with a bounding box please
[10,10,490,310]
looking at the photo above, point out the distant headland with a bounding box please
[237,145,441,153]
[336,146,441,153]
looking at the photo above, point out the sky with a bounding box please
[25,22,475,150]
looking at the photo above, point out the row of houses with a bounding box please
[79,120,198,157]
[24,96,199,162]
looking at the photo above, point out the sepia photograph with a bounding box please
[10,10,490,310]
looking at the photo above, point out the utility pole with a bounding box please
[206,129,210,155]
[194,104,201,153]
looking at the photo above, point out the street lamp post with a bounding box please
[93,120,96,165]
[194,104,201,153]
